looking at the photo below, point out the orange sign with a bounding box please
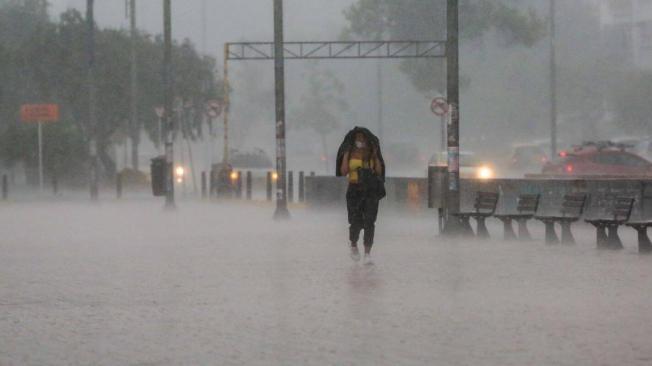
[20,104,60,123]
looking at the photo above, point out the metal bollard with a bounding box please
[236,171,243,199]
[209,171,215,197]
[116,172,123,199]
[2,174,7,200]
[299,171,305,203]
[266,171,273,201]
[246,171,252,200]
[52,174,58,196]
[201,171,207,199]
[288,170,294,203]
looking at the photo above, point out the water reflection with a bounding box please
[346,264,384,318]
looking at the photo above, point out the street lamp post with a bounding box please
[87,0,99,201]
[550,0,558,160]
[163,0,175,209]
[273,0,290,220]
[129,0,139,171]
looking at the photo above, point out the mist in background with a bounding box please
[5,0,650,181]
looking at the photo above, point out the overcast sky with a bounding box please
[47,0,356,58]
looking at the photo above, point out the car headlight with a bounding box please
[175,166,185,177]
[477,166,494,180]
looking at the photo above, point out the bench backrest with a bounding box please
[474,191,499,215]
[612,196,635,222]
[517,194,540,215]
[560,193,587,218]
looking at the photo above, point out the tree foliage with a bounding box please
[342,0,546,94]
[0,1,220,184]
[291,65,350,171]
[611,71,652,136]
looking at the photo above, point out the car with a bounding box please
[383,143,425,177]
[429,151,496,180]
[228,148,273,170]
[509,145,549,171]
[612,136,652,160]
[542,141,652,177]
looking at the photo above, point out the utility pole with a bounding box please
[201,0,207,55]
[444,0,460,233]
[87,0,99,201]
[273,0,290,220]
[550,0,558,160]
[129,0,139,170]
[222,46,230,165]
[163,0,175,209]
[377,61,383,141]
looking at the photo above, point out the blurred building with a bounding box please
[599,0,652,70]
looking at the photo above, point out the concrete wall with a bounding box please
[305,176,652,219]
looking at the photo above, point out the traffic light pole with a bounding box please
[273,0,290,220]
[163,0,175,209]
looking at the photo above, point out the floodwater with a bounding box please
[1,200,651,365]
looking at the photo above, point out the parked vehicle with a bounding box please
[542,141,652,177]
[228,148,273,170]
[612,136,652,160]
[429,151,496,180]
[509,144,549,171]
[384,143,424,177]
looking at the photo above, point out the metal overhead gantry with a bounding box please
[221,39,448,219]
[226,41,446,61]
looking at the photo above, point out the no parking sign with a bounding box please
[431,97,449,117]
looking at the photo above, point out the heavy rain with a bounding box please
[1,1,652,365]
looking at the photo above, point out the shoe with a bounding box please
[350,246,361,262]
[363,253,374,266]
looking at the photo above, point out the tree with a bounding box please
[342,0,545,94]
[610,71,652,137]
[291,65,349,172]
[0,2,221,185]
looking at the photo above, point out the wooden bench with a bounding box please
[625,222,652,253]
[494,194,540,241]
[452,192,499,239]
[585,197,635,250]
[535,193,587,244]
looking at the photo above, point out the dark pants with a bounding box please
[347,185,380,248]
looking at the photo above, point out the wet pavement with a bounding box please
[1,200,651,365]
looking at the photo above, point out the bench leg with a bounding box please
[544,221,559,244]
[606,224,624,250]
[635,228,652,253]
[560,221,575,245]
[501,218,517,241]
[595,224,608,249]
[517,219,532,241]
[476,217,490,239]
[459,217,474,236]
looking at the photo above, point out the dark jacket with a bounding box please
[335,127,386,181]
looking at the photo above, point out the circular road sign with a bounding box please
[431,97,449,117]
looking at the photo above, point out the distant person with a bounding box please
[336,127,386,264]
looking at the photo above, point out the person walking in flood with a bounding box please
[336,127,386,264]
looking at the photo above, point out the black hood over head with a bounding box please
[335,126,386,181]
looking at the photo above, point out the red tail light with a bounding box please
[565,164,574,173]
[559,151,568,157]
